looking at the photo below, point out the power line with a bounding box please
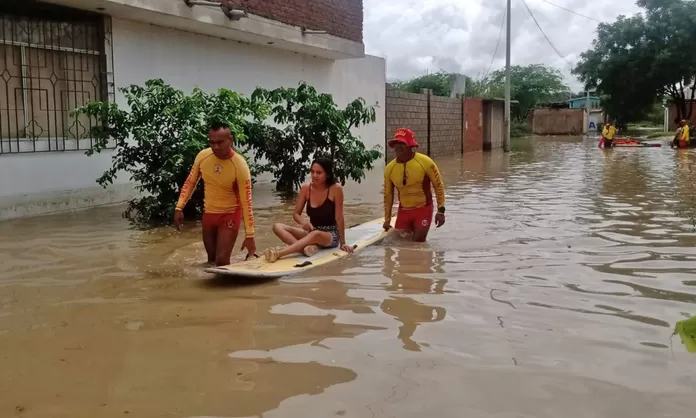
[520,0,572,66]
[483,7,507,79]
[539,0,602,23]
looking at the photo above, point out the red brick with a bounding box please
[234,0,363,43]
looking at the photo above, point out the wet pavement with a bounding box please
[1,136,695,417]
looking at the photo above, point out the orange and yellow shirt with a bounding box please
[176,148,255,237]
[384,152,446,219]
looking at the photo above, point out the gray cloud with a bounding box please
[364,0,643,90]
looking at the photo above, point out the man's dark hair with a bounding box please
[208,121,230,132]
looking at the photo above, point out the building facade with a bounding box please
[566,96,601,110]
[0,0,385,220]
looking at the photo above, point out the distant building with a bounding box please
[566,96,601,110]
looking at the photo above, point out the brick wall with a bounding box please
[385,88,429,160]
[385,87,484,160]
[233,0,363,43]
[430,95,463,156]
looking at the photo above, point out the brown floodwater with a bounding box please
[1,136,696,418]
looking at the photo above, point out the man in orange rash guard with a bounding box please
[383,128,446,242]
[173,122,256,266]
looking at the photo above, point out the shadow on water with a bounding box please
[1,136,696,417]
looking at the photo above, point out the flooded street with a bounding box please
[1,136,695,417]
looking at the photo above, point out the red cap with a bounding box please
[388,128,419,148]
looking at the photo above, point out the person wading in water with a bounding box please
[383,128,446,242]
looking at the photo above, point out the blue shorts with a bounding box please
[315,225,340,249]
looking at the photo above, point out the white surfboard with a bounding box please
[204,217,394,279]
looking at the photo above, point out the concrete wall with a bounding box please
[668,101,696,131]
[531,108,584,135]
[483,100,504,150]
[384,87,484,161]
[0,16,385,221]
[237,0,363,43]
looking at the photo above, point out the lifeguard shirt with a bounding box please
[175,148,255,237]
[384,152,446,219]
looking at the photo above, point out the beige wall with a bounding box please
[531,108,584,135]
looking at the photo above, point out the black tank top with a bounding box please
[306,185,336,228]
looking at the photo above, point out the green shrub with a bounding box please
[73,79,381,225]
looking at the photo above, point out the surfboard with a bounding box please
[204,217,395,279]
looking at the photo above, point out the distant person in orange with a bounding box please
[383,128,446,242]
[174,122,256,266]
[598,120,616,149]
[672,119,690,149]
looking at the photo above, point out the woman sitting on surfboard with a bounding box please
[264,157,354,262]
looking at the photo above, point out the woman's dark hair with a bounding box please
[311,156,336,186]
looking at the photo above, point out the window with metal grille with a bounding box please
[0,2,114,154]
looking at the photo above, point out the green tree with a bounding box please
[486,64,570,120]
[391,65,569,120]
[73,79,380,225]
[73,79,267,224]
[248,83,381,193]
[390,71,491,98]
[573,0,696,126]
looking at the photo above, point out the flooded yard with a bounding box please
[1,136,695,417]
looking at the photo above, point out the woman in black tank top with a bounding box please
[264,157,354,262]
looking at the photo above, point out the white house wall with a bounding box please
[0,17,386,220]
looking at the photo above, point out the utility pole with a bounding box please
[586,89,591,135]
[503,0,511,152]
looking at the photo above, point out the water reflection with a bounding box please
[380,246,447,351]
[1,136,696,417]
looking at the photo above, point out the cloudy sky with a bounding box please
[363,0,643,90]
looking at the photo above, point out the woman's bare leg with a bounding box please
[272,223,308,245]
[275,230,332,259]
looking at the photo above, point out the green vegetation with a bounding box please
[73,79,381,225]
[511,119,532,138]
[574,0,696,127]
[391,64,570,122]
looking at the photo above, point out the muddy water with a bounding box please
[1,137,695,418]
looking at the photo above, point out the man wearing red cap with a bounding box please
[383,128,446,242]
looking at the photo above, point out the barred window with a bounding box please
[0,2,114,154]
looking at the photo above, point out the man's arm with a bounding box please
[384,162,395,220]
[233,154,255,238]
[175,152,203,211]
[423,156,446,209]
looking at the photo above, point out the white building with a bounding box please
[0,0,386,220]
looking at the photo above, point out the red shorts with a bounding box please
[395,205,433,232]
[202,211,241,231]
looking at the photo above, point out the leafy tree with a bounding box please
[248,83,381,193]
[573,0,696,125]
[486,64,570,120]
[391,65,570,120]
[390,71,491,98]
[73,79,267,224]
[73,79,380,225]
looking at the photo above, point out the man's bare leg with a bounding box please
[411,225,431,242]
[202,226,218,264]
[215,226,240,266]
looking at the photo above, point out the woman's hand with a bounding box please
[302,221,314,232]
[340,244,354,254]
